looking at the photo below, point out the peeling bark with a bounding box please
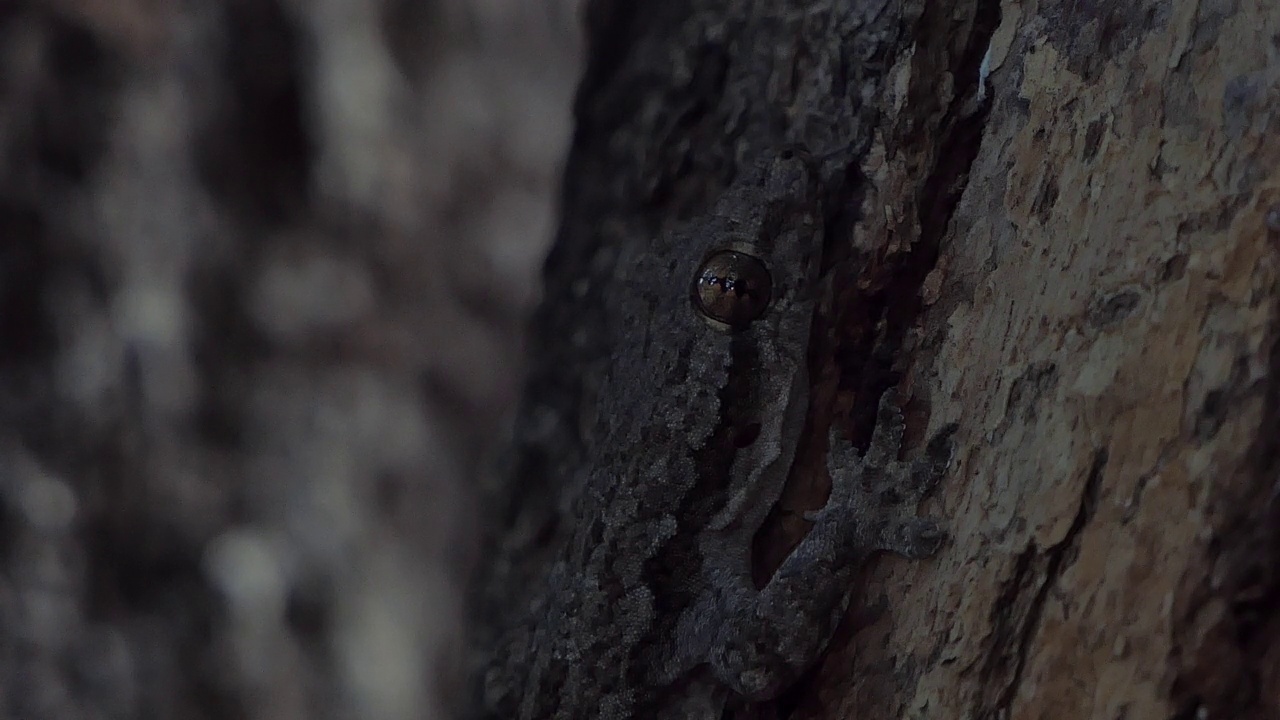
[837,1,1280,718]
[546,0,1279,718]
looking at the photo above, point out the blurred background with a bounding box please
[0,1,582,717]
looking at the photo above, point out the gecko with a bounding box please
[473,145,956,719]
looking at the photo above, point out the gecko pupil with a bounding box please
[691,250,772,328]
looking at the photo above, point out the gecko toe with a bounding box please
[886,517,946,558]
[906,423,958,499]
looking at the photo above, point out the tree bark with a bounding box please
[536,0,1279,718]
[2,0,1277,719]
[0,2,578,719]
[918,1,1280,718]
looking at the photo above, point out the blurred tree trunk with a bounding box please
[0,2,578,719]
[537,0,1279,718]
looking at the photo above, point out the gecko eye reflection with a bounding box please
[691,250,772,328]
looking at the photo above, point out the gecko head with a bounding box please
[688,146,820,335]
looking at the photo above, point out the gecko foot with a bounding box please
[703,390,957,702]
[817,389,957,559]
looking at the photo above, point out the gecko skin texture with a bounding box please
[479,148,956,719]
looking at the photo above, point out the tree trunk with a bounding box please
[917,1,1280,717]
[0,2,578,719]
[2,0,1277,719]
[530,0,1279,718]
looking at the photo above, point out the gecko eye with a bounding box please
[691,250,772,328]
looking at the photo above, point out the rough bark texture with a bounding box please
[920,1,1280,717]
[0,2,579,719]
[811,0,1280,718]
[2,0,1277,719]
[530,0,1278,718]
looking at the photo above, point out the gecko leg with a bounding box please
[706,389,957,700]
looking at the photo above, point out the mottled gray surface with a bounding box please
[0,2,579,718]
[478,148,955,717]
[469,1,973,717]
